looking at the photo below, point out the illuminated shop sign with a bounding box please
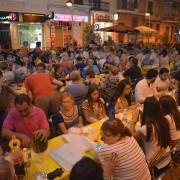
[94,12,113,22]
[0,12,18,21]
[54,14,88,22]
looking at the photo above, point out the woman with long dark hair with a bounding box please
[134,97,171,176]
[110,79,132,114]
[159,95,180,145]
[82,84,107,123]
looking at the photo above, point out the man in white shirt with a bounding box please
[154,68,171,93]
[135,69,158,103]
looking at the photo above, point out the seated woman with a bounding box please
[110,79,132,114]
[133,97,171,178]
[82,84,107,123]
[52,92,83,135]
[159,95,180,146]
[96,119,151,180]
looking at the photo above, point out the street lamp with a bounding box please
[145,13,151,28]
[66,0,73,7]
[113,13,118,42]
[114,13,118,21]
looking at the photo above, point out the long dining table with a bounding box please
[24,120,104,180]
[24,106,142,180]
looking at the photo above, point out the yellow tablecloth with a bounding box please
[25,121,103,180]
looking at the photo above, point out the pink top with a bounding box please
[3,106,49,138]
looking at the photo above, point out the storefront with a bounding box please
[17,13,46,49]
[51,13,88,47]
[92,12,113,42]
[0,12,19,49]
[0,11,47,49]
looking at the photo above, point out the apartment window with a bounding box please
[94,0,100,10]
[74,0,83,5]
[122,0,127,9]
[134,0,138,9]
[156,24,160,31]
[117,0,138,10]
[147,1,154,15]
[117,0,127,10]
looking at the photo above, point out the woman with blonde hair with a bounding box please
[52,92,83,135]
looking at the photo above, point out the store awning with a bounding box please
[100,23,132,33]
[134,26,157,34]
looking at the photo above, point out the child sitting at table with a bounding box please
[14,78,27,95]
[82,84,107,124]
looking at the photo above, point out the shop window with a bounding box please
[18,24,43,48]
[147,1,154,15]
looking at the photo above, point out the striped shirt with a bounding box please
[96,136,151,180]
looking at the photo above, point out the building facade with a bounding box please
[114,0,180,43]
[0,0,179,49]
[0,0,90,49]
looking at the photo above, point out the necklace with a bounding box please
[62,106,75,118]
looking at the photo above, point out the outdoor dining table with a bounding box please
[24,120,104,180]
[23,106,142,180]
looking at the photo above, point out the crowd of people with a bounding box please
[0,41,180,179]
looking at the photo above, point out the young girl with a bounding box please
[82,84,107,123]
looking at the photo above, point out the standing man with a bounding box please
[25,63,63,118]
